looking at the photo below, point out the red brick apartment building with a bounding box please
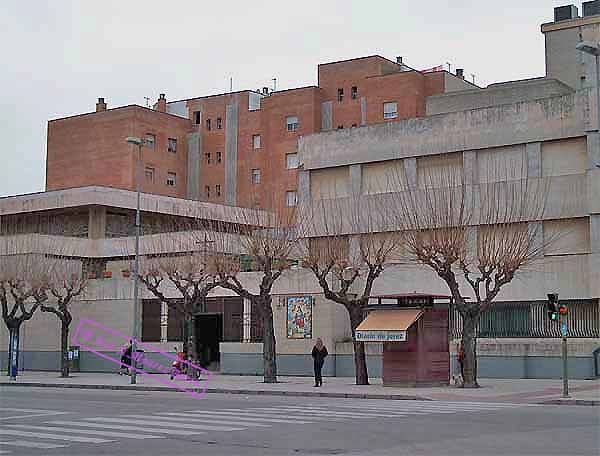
[46,56,475,210]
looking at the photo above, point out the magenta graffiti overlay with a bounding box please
[71,318,212,398]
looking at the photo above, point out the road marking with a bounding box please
[185,410,315,424]
[8,424,163,440]
[96,416,245,432]
[248,406,385,418]
[0,440,66,449]
[0,408,69,420]
[210,408,341,421]
[2,428,113,443]
[152,413,271,427]
[48,420,201,436]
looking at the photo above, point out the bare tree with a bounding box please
[392,157,550,387]
[301,194,403,385]
[212,203,299,383]
[38,257,87,377]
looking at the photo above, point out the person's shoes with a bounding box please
[314,384,319,387]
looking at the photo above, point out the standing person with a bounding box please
[311,338,328,387]
[119,340,132,376]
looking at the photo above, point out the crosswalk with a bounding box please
[0,401,532,454]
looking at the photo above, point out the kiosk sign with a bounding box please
[355,330,407,342]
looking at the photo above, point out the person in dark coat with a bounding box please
[311,338,328,387]
[119,341,132,376]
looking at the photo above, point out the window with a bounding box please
[193,111,201,125]
[251,169,261,184]
[205,185,210,198]
[351,86,358,99]
[337,125,344,129]
[205,152,211,164]
[216,151,222,163]
[168,138,177,153]
[286,153,299,169]
[337,88,344,102]
[145,133,156,149]
[216,117,222,129]
[252,134,261,149]
[286,116,299,132]
[216,184,221,196]
[166,172,176,187]
[383,102,398,120]
[206,118,211,131]
[144,166,155,183]
[351,123,357,128]
[286,190,297,207]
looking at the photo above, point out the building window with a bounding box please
[252,134,261,149]
[145,133,156,149]
[205,153,211,164]
[286,153,299,169]
[216,151,222,163]
[337,88,344,102]
[251,169,261,184]
[206,118,211,131]
[286,116,299,132]
[168,138,177,153]
[337,125,343,129]
[383,102,398,120]
[166,172,176,187]
[205,185,210,198]
[351,86,358,99]
[351,123,357,128]
[144,166,155,183]
[216,117,222,129]
[286,190,297,207]
[193,111,201,124]
[216,184,221,196]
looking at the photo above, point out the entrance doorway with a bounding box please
[195,313,223,371]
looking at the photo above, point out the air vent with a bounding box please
[583,1,600,17]
[554,4,578,22]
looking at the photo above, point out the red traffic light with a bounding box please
[558,304,567,315]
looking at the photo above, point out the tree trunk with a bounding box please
[7,324,20,378]
[261,298,277,383]
[60,319,70,378]
[185,312,199,378]
[461,313,480,388]
[350,308,369,385]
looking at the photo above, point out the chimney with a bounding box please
[396,56,403,65]
[156,93,167,112]
[456,68,464,79]
[262,87,269,95]
[96,97,107,112]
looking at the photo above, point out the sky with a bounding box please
[0,0,559,197]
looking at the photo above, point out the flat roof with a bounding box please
[48,104,191,123]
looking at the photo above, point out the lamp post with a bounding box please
[125,136,145,384]
[576,41,600,133]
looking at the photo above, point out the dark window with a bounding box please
[351,123,357,128]
[206,118,211,131]
[216,117,222,129]
[216,151,222,163]
[205,185,210,198]
[168,138,177,153]
[337,125,343,129]
[167,300,184,342]
[194,111,201,124]
[206,152,211,164]
[142,300,161,342]
[216,184,221,196]
[351,86,358,99]
[337,88,344,102]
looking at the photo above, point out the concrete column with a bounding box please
[360,97,367,126]
[321,101,333,131]
[586,131,600,170]
[243,298,251,342]
[404,157,417,189]
[463,150,478,185]
[465,226,478,265]
[591,214,600,254]
[528,221,544,257]
[349,164,362,196]
[186,131,202,200]
[88,206,106,239]
[526,142,541,178]
[225,102,239,206]
[160,301,168,343]
[298,170,311,203]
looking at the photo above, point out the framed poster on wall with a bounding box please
[287,296,313,339]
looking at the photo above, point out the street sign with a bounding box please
[561,323,568,337]
[355,330,407,342]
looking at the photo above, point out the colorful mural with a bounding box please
[287,296,313,339]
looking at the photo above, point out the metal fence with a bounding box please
[450,299,600,339]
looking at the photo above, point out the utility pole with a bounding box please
[558,301,569,398]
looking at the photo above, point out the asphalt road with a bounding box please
[0,386,598,456]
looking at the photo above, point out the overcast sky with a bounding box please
[0,0,559,197]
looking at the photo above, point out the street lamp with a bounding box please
[125,136,145,384]
[576,41,600,133]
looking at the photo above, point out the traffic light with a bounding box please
[558,303,567,316]
[547,293,559,321]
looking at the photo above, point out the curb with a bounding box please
[0,381,430,401]
[537,398,599,406]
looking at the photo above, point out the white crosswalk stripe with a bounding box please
[0,440,66,450]
[8,424,163,440]
[1,428,113,444]
[90,416,245,432]
[198,408,342,421]
[186,410,316,424]
[48,420,202,436]
[152,412,271,427]
[241,406,393,419]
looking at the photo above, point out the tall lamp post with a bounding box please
[576,41,600,133]
[125,136,145,384]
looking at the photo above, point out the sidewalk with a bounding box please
[2,371,598,405]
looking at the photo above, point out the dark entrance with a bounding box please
[195,313,223,370]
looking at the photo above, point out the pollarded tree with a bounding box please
[301,194,403,385]
[38,257,87,377]
[392,157,550,387]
